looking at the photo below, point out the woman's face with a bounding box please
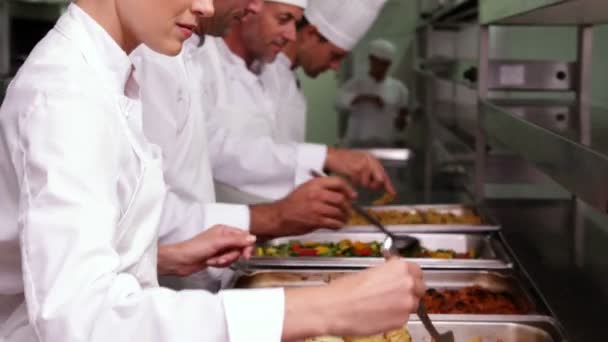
[118,0,214,56]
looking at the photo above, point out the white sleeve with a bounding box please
[15,91,284,342]
[207,122,327,193]
[335,78,360,112]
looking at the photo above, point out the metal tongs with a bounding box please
[309,170,454,342]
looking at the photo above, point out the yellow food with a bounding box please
[344,336,385,342]
[348,208,481,226]
[306,337,344,342]
[308,329,410,342]
[373,192,396,206]
[384,328,412,342]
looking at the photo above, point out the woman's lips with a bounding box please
[177,23,195,39]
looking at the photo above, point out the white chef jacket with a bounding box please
[186,37,326,203]
[336,74,409,146]
[132,45,250,246]
[261,52,307,143]
[0,5,284,342]
[133,44,253,291]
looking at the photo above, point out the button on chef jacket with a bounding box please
[0,5,284,342]
[336,74,409,146]
[261,52,308,144]
[189,37,326,203]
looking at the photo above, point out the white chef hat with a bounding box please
[304,0,387,51]
[369,39,396,63]
[265,0,308,9]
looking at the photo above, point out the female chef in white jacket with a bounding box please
[0,0,426,341]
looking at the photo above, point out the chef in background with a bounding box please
[191,0,393,205]
[262,0,386,144]
[336,39,409,148]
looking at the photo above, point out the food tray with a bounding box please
[340,204,500,233]
[405,317,566,342]
[245,232,512,269]
[229,269,541,315]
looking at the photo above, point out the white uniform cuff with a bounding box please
[203,203,251,231]
[295,143,327,186]
[221,288,285,341]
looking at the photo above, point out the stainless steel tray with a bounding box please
[245,232,512,269]
[340,204,500,233]
[229,269,539,315]
[405,317,566,342]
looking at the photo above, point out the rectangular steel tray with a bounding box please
[245,232,512,269]
[229,269,542,315]
[405,317,566,342]
[340,204,500,233]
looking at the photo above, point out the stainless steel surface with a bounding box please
[482,100,608,216]
[407,318,565,342]
[481,0,608,25]
[417,59,477,90]
[488,60,576,91]
[423,27,434,203]
[0,1,9,76]
[420,0,478,28]
[344,204,499,233]
[574,26,593,268]
[475,26,489,204]
[490,99,574,135]
[246,232,512,269]
[229,269,547,315]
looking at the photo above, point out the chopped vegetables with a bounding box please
[254,239,477,259]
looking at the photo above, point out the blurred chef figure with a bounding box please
[336,39,409,147]
[192,0,393,204]
[262,0,387,144]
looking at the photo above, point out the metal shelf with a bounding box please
[418,0,478,30]
[481,0,608,25]
[415,58,477,90]
[482,99,608,213]
[433,101,478,148]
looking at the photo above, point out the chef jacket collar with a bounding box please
[57,4,134,97]
[216,38,266,82]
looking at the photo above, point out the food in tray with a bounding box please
[305,328,411,342]
[236,272,533,316]
[235,272,348,289]
[424,286,533,315]
[372,192,396,206]
[347,208,482,226]
[254,240,477,259]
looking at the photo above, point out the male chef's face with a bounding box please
[369,55,391,82]
[297,24,348,78]
[241,2,302,63]
[119,0,213,55]
[197,0,249,37]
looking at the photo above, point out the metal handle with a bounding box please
[417,302,441,339]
